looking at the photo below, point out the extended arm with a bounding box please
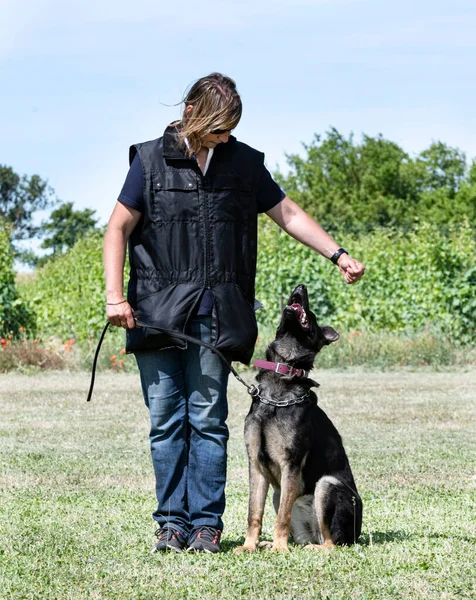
[266,196,365,284]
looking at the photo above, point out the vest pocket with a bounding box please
[210,174,254,222]
[150,171,199,222]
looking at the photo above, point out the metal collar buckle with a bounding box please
[274,362,307,378]
[290,366,308,378]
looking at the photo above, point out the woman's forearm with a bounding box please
[104,225,128,303]
[103,202,142,304]
[267,197,340,258]
[266,196,365,284]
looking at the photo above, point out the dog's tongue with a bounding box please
[290,303,303,318]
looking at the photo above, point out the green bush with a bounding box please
[19,230,107,343]
[0,220,35,337]
[255,218,476,344]
[18,220,475,352]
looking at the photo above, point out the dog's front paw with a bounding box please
[271,542,290,553]
[233,544,257,555]
[303,542,335,551]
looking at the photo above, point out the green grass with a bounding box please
[1,369,475,599]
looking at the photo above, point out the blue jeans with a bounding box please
[134,316,230,538]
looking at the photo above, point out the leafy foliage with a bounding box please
[18,220,475,348]
[0,220,35,337]
[19,229,107,343]
[0,166,99,266]
[256,218,475,344]
[0,165,56,243]
[34,202,99,266]
[276,130,476,231]
[41,202,98,254]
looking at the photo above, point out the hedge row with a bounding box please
[0,222,35,337]
[256,218,475,344]
[18,220,475,345]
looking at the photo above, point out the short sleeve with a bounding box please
[256,165,286,213]
[117,153,144,212]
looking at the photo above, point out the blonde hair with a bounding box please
[177,73,242,156]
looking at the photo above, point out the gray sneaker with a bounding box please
[151,527,188,553]
[187,527,221,553]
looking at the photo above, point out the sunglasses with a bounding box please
[210,128,232,135]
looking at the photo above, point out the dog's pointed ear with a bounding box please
[320,326,339,344]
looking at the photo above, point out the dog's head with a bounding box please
[270,284,339,367]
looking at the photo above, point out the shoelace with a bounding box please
[192,526,221,544]
[155,527,180,542]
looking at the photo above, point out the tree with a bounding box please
[39,202,99,259]
[416,142,467,196]
[275,129,421,231]
[451,158,476,225]
[1,166,100,267]
[275,130,475,232]
[0,165,56,242]
[415,143,475,224]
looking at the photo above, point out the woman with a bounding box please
[104,72,364,554]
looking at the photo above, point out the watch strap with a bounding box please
[330,247,348,265]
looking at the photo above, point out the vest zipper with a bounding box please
[201,176,211,290]
[202,175,217,344]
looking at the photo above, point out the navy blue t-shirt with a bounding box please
[118,153,285,213]
[118,152,285,315]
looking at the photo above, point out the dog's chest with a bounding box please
[245,414,307,491]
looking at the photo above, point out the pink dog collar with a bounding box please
[253,360,308,378]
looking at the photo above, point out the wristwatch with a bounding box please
[330,248,348,265]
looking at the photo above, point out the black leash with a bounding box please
[86,319,257,402]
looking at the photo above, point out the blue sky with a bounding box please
[1,0,475,233]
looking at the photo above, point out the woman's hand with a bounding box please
[104,202,142,329]
[106,300,136,329]
[337,254,365,284]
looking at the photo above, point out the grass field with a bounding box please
[1,369,475,599]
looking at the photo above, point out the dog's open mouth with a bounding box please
[287,303,309,329]
[282,285,311,331]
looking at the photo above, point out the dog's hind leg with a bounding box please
[234,461,270,554]
[305,475,361,550]
[302,476,340,550]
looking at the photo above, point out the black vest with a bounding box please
[125,125,264,364]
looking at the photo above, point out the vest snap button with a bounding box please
[188,182,193,188]
[156,183,162,189]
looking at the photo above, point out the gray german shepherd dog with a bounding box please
[235,284,362,553]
